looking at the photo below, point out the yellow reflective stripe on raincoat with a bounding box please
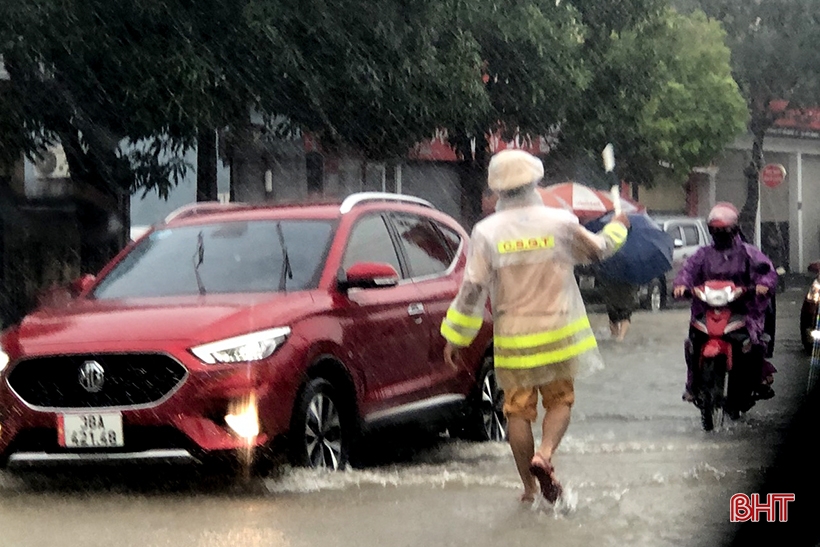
[602,222,627,249]
[494,335,598,369]
[494,317,592,350]
[440,322,475,347]
[445,308,483,330]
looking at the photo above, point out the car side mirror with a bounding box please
[674,238,684,248]
[69,274,97,297]
[337,263,399,292]
[809,261,820,274]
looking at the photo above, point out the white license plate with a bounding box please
[579,275,595,290]
[58,412,124,448]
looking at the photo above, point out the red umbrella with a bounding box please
[480,183,644,221]
[591,188,645,215]
[540,182,643,221]
[481,187,577,218]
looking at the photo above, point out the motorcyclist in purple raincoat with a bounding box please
[673,203,778,415]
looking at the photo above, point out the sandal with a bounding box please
[529,453,563,504]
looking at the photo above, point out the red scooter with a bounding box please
[685,281,757,431]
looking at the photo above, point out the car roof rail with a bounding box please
[163,201,247,223]
[339,192,435,214]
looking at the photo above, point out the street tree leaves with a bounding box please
[683,0,820,238]
[444,0,589,154]
[1,0,754,228]
[241,0,489,159]
[558,6,748,187]
[638,10,749,181]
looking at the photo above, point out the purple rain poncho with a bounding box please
[673,235,778,347]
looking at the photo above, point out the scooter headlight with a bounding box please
[807,280,820,304]
[703,287,732,307]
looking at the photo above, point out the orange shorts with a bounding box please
[503,379,575,421]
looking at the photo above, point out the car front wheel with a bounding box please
[289,378,350,470]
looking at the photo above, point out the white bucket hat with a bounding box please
[487,150,544,192]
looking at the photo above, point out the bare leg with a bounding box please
[616,320,630,342]
[609,320,619,338]
[536,403,571,461]
[507,416,538,500]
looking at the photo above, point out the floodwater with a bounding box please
[0,290,810,547]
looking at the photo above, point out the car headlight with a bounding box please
[0,347,8,373]
[808,280,820,304]
[190,327,291,364]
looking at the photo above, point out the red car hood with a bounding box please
[9,293,316,351]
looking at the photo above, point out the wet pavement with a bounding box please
[0,289,812,547]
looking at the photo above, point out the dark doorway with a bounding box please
[761,221,789,272]
[306,152,324,194]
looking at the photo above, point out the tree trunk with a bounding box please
[196,128,218,202]
[739,93,775,245]
[739,126,766,244]
[226,116,267,203]
[60,130,128,273]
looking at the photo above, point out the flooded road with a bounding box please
[0,290,810,547]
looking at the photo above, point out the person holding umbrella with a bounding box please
[584,210,675,339]
[440,149,630,505]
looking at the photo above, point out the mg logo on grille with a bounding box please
[78,360,105,393]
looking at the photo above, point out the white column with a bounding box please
[798,151,804,272]
[709,171,716,210]
[755,173,762,249]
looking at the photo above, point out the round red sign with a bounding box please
[761,163,786,188]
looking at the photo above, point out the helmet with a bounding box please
[707,202,739,229]
[487,150,544,192]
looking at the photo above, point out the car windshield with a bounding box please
[92,220,335,298]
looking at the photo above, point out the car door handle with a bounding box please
[407,303,425,316]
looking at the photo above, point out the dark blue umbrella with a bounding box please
[585,212,674,285]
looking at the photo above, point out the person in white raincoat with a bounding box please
[441,150,629,504]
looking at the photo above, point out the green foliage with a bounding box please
[679,0,820,233]
[638,10,749,179]
[561,6,748,186]
[0,0,754,199]
[695,0,820,113]
[241,0,489,158]
[444,0,589,149]
[0,0,222,196]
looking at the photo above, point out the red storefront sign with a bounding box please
[408,129,554,161]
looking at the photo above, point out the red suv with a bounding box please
[0,193,503,471]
